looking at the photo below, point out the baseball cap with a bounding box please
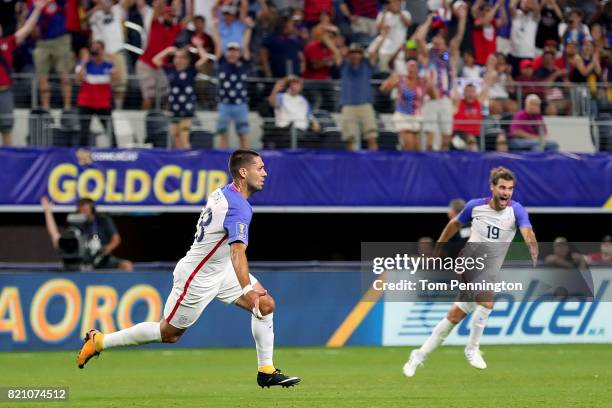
[221,4,237,14]
[226,41,241,50]
[348,43,364,53]
[520,59,533,69]
[544,39,558,48]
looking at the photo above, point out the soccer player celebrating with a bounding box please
[403,167,538,377]
[77,150,301,388]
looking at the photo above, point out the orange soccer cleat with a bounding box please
[76,329,104,369]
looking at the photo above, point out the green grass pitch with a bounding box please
[1,345,611,407]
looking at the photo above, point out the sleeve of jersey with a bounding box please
[223,204,251,246]
[456,199,480,225]
[512,202,532,228]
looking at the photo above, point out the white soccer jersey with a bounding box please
[457,197,532,243]
[182,184,252,268]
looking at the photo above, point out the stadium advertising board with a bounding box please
[0,148,610,209]
[2,269,611,351]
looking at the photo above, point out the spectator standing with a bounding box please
[559,8,590,50]
[380,60,430,151]
[534,50,568,115]
[568,38,601,85]
[508,93,558,151]
[89,0,130,110]
[268,75,320,140]
[41,196,133,271]
[136,0,193,110]
[416,5,467,150]
[0,0,22,36]
[330,39,384,151]
[153,39,208,149]
[212,18,253,149]
[75,40,118,147]
[339,0,379,38]
[389,38,419,75]
[375,0,412,73]
[303,0,333,26]
[215,3,247,53]
[488,53,518,115]
[0,0,49,146]
[471,0,506,66]
[533,39,564,70]
[535,0,562,49]
[514,59,543,100]
[459,51,484,80]
[260,15,303,78]
[451,70,494,151]
[33,0,74,111]
[302,31,339,110]
[508,0,540,77]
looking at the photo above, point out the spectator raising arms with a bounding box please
[33,0,74,111]
[508,0,540,77]
[471,0,506,66]
[211,15,253,149]
[136,0,193,110]
[415,3,468,150]
[75,40,118,147]
[451,65,495,151]
[375,0,412,73]
[535,0,562,49]
[330,37,385,151]
[260,15,304,78]
[0,0,50,146]
[88,0,131,110]
[153,38,208,149]
[380,60,431,151]
[268,75,320,140]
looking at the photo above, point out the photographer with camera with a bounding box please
[41,196,133,271]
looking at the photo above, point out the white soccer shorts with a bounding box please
[163,258,258,329]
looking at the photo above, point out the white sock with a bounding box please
[419,318,455,357]
[251,313,274,368]
[466,305,492,350]
[102,322,162,349]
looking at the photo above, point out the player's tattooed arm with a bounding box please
[520,227,539,267]
[230,242,266,318]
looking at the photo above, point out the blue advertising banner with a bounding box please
[0,148,610,209]
[0,271,378,351]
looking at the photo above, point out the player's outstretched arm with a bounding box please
[433,218,462,256]
[230,242,267,318]
[520,227,539,267]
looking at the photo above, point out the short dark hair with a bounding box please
[194,15,205,23]
[489,166,516,186]
[77,197,96,213]
[229,149,261,179]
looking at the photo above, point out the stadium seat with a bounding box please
[190,118,214,149]
[595,112,612,151]
[377,129,399,151]
[27,108,55,146]
[145,110,170,148]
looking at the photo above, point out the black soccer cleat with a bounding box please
[257,368,301,388]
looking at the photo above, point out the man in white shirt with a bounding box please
[89,0,130,109]
[375,0,412,72]
[268,75,320,140]
[508,0,540,77]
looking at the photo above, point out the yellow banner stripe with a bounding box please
[604,195,612,209]
[326,273,385,347]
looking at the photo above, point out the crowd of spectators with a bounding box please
[0,0,610,150]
